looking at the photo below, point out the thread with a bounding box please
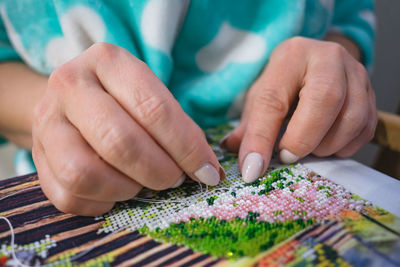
[0,216,31,267]
[0,185,123,266]
[0,215,123,266]
[0,181,229,265]
[68,229,123,262]
[131,182,232,205]
[0,185,41,201]
[0,185,41,266]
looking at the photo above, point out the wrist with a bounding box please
[0,62,48,148]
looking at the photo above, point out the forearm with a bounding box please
[0,62,47,149]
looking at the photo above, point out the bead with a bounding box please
[99,158,367,261]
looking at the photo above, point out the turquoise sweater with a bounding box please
[0,0,375,174]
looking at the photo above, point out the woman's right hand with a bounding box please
[32,43,224,216]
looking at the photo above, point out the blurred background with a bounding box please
[0,0,399,179]
[352,0,400,169]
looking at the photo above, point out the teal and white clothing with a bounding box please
[0,0,375,175]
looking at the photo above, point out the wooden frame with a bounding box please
[372,110,400,152]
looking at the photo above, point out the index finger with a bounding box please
[237,46,305,183]
[85,43,224,185]
[278,48,347,161]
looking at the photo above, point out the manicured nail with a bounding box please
[194,163,220,186]
[219,131,231,149]
[171,174,186,188]
[242,152,263,183]
[219,164,226,181]
[279,149,299,164]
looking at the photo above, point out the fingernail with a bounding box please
[171,174,186,188]
[219,131,231,149]
[219,164,226,181]
[279,149,299,164]
[242,152,264,183]
[194,163,220,186]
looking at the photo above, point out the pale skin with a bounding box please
[0,34,377,216]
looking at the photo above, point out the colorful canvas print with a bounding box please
[0,124,399,266]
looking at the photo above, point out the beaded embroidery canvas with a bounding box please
[0,124,400,266]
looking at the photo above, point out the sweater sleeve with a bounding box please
[330,0,375,70]
[0,10,21,62]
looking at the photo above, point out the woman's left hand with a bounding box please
[222,36,377,183]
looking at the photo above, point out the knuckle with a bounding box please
[309,82,345,106]
[57,157,91,195]
[254,90,289,116]
[88,42,121,63]
[89,42,147,74]
[48,62,80,91]
[343,109,368,132]
[99,125,138,164]
[287,36,308,46]
[279,36,309,53]
[326,42,346,58]
[134,93,171,126]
